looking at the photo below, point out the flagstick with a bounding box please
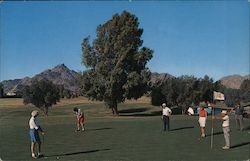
[210,106,214,149]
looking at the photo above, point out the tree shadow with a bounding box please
[206,131,224,137]
[119,108,148,113]
[170,126,194,131]
[87,127,113,131]
[230,142,250,149]
[119,111,162,117]
[45,148,111,157]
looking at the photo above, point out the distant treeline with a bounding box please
[151,75,250,113]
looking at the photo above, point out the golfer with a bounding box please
[162,103,172,131]
[233,101,244,131]
[29,110,45,159]
[73,107,85,131]
[213,110,230,150]
[198,102,207,138]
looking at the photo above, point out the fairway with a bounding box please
[0,98,249,161]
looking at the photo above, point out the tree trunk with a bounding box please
[42,107,48,116]
[110,100,119,116]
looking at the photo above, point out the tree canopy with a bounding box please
[80,11,153,115]
[0,83,4,98]
[22,79,60,115]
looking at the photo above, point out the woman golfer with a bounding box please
[198,102,207,138]
[29,110,45,159]
[73,107,85,131]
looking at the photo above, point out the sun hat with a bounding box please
[162,103,166,107]
[31,110,39,117]
[221,110,227,114]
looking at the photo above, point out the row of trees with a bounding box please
[152,76,250,114]
[0,83,4,98]
[151,75,223,114]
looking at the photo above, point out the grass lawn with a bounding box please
[0,97,249,161]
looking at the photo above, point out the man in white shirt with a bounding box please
[221,110,230,149]
[213,110,230,150]
[29,110,45,158]
[162,103,172,131]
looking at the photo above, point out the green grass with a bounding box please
[0,98,249,161]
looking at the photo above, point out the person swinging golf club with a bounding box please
[73,107,85,132]
[29,110,45,159]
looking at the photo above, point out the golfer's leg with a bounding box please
[77,120,80,130]
[166,117,170,131]
[223,127,230,147]
[163,116,166,131]
[31,142,35,154]
[201,127,205,137]
[31,142,36,157]
[239,116,244,131]
[235,116,240,130]
[81,123,84,131]
[38,141,41,154]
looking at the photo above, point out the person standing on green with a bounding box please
[29,110,45,158]
[198,102,207,138]
[162,103,172,131]
[233,102,244,131]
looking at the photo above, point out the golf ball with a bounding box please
[57,156,59,159]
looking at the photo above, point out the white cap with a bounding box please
[31,110,39,117]
[162,103,166,107]
[221,110,227,114]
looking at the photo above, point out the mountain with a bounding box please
[220,74,250,89]
[1,63,248,95]
[1,64,79,95]
[150,72,174,87]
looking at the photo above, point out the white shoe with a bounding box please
[222,146,230,150]
[31,153,37,159]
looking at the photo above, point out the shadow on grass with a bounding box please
[119,108,148,113]
[45,148,111,157]
[119,111,162,117]
[87,127,113,131]
[230,142,250,149]
[206,131,224,137]
[243,125,250,131]
[170,126,194,131]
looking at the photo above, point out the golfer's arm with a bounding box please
[38,126,44,133]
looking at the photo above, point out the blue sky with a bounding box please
[0,1,249,81]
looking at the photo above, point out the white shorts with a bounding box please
[199,117,206,127]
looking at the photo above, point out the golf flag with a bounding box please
[213,91,225,101]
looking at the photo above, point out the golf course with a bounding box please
[0,97,249,161]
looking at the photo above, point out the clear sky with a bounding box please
[0,0,249,81]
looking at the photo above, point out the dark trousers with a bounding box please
[163,115,170,131]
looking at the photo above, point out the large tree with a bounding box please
[0,83,4,98]
[22,79,60,115]
[81,11,153,115]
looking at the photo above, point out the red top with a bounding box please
[199,108,207,117]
